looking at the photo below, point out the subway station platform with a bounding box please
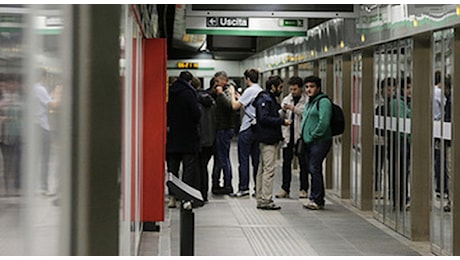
[140,140,433,256]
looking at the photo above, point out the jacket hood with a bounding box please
[197,90,215,108]
[169,79,192,96]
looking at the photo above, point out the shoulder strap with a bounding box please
[316,95,331,109]
[244,90,264,119]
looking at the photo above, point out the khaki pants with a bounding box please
[256,143,278,205]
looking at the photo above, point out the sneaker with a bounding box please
[303,200,323,210]
[168,197,177,208]
[298,190,308,199]
[275,189,289,198]
[258,203,281,210]
[231,190,250,198]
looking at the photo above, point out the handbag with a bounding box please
[294,138,305,156]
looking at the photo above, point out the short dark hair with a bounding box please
[179,71,193,82]
[288,76,303,88]
[435,70,442,85]
[244,68,259,83]
[380,77,396,89]
[304,75,321,89]
[265,75,283,90]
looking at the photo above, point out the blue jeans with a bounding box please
[304,139,332,206]
[212,128,234,188]
[282,141,308,193]
[237,128,259,191]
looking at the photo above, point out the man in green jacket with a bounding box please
[299,76,332,210]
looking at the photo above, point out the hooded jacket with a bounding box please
[166,78,201,153]
[197,88,216,147]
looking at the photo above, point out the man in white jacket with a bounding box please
[275,76,309,199]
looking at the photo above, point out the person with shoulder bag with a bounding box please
[299,76,332,210]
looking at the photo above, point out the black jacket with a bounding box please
[253,91,284,144]
[197,88,216,147]
[166,78,201,153]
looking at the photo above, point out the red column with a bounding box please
[142,38,167,222]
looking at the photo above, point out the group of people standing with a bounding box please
[166,69,333,210]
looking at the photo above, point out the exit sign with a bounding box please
[280,19,304,27]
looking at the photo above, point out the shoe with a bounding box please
[303,200,323,210]
[275,189,289,198]
[221,186,233,195]
[298,190,308,199]
[258,203,281,210]
[168,197,177,208]
[212,186,223,195]
[444,200,451,212]
[231,190,250,197]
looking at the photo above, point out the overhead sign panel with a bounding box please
[187,16,307,37]
[187,4,358,18]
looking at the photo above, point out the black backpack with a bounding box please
[316,95,345,136]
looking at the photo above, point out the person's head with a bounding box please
[214,71,228,87]
[445,74,452,97]
[380,77,396,97]
[304,75,322,98]
[435,70,442,86]
[244,68,259,85]
[190,77,201,90]
[400,77,412,98]
[179,70,193,83]
[265,75,283,97]
[288,76,303,97]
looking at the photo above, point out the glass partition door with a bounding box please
[431,28,453,256]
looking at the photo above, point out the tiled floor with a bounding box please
[140,140,433,256]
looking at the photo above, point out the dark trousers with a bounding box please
[434,140,449,194]
[1,143,21,191]
[281,141,308,193]
[374,144,385,191]
[197,145,214,201]
[237,128,260,191]
[212,128,234,188]
[387,134,410,208]
[304,139,332,206]
[166,152,198,196]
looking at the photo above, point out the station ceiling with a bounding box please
[159,4,357,61]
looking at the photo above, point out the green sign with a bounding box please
[282,19,304,27]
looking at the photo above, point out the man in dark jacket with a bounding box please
[191,76,216,202]
[253,75,291,210]
[166,71,201,208]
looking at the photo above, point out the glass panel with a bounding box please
[431,28,453,256]
[373,39,413,236]
[11,4,71,255]
[350,52,362,208]
[332,55,343,196]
